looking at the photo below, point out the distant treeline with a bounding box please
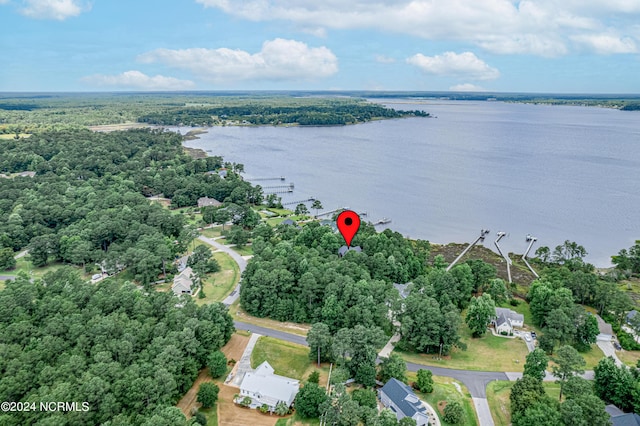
[621,103,640,111]
[138,103,429,126]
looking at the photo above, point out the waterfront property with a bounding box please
[237,361,299,412]
[378,378,430,426]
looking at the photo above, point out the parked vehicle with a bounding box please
[531,331,537,339]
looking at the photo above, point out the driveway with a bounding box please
[596,340,623,367]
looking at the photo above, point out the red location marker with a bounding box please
[337,210,361,247]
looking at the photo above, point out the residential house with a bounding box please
[238,361,299,411]
[595,314,614,341]
[197,196,222,208]
[606,404,640,426]
[281,219,297,226]
[378,378,430,426]
[627,310,638,325]
[492,307,524,334]
[172,266,194,296]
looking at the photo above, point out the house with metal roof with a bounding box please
[238,361,300,411]
[378,378,430,426]
[172,266,194,296]
[492,307,524,334]
[606,404,640,426]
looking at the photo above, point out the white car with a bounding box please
[92,273,102,280]
[525,334,532,342]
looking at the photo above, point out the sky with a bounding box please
[1,0,640,93]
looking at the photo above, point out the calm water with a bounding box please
[182,100,640,266]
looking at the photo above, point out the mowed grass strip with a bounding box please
[396,323,530,372]
[197,252,239,305]
[250,336,311,380]
[407,372,478,426]
[619,349,640,367]
[229,300,310,337]
[486,381,562,426]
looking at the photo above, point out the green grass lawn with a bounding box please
[200,227,223,238]
[618,349,640,367]
[406,372,477,426]
[199,406,218,426]
[264,208,293,216]
[486,381,562,426]
[196,252,239,305]
[0,280,5,291]
[578,344,606,369]
[275,414,320,426]
[251,336,311,380]
[396,322,530,372]
[231,244,253,256]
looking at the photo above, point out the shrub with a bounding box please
[501,331,508,336]
[443,400,464,424]
[259,404,269,414]
[510,299,520,306]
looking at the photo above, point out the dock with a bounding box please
[373,218,391,226]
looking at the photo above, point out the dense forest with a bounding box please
[0,270,234,426]
[137,103,428,126]
[240,222,430,330]
[0,128,260,282]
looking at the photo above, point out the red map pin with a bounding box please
[337,210,361,247]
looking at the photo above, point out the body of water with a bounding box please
[181,100,640,266]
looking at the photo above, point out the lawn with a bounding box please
[408,373,478,426]
[486,381,562,426]
[196,252,239,305]
[395,323,530,372]
[578,344,606,369]
[275,414,320,425]
[201,227,223,238]
[199,406,218,426]
[619,349,640,367]
[0,280,5,291]
[232,244,253,256]
[1,257,80,280]
[251,336,312,380]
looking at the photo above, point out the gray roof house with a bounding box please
[238,361,299,411]
[197,196,222,208]
[492,308,524,334]
[606,404,640,426]
[394,283,412,300]
[595,314,614,341]
[379,378,430,426]
[627,310,638,324]
[172,266,194,296]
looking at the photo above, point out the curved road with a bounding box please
[197,235,247,305]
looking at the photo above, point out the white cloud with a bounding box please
[449,83,487,91]
[20,0,89,20]
[375,55,396,64]
[407,51,500,80]
[195,0,640,57]
[138,38,338,83]
[81,71,196,90]
[571,33,637,54]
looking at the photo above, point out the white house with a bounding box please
[378,378,430,426]
[492,307,524,334]
[238,361,299,411]
[172,266,194,296]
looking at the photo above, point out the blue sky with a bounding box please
[1,0,640,93]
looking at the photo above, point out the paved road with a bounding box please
[473,398,495,426]
[0,275,15,281]
[596,340,623,366]
[198,235,247,305]
[14,250,28,259]
[233,320,309,347]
